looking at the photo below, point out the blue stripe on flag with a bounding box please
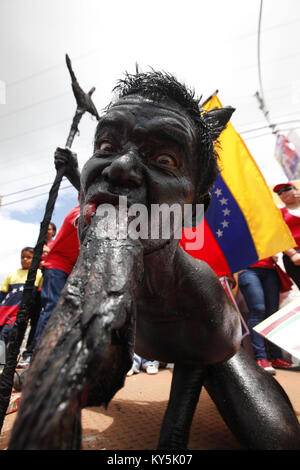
[205,175,258,273]
[0,283,30,307]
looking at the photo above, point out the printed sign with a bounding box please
[254,298,300,360]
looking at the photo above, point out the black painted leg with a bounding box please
[157,363,206,449]
[205,348,300,450]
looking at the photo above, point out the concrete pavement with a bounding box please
[0,365,299,450]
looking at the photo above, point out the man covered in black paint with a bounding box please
[9,70,300,450]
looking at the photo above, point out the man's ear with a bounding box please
[202,106,235,141]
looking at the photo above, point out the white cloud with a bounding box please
[0,213,40,283]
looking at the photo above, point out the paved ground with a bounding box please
[0,365,299,450]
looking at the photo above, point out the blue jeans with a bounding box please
[238,268,282,360]
[33,268,68,349]
[0,323,14,345]
[132,353,159,372]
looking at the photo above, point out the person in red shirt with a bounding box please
[31,203,80,353]
[40,222,57,268]
[47,222,57,246]
[238,256,293,374]
[16,223,57,368]
[42,208,79,276]
[273,182,300,288]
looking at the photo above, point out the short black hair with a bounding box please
[110,69,219,199]
[49,222,57,235]
[21,247,34,254]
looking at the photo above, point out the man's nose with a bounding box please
[102,151,143,186]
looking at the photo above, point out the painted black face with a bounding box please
[79,95,199,244]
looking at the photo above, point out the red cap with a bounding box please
[273,182,296,193]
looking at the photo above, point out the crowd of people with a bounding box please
[236,181,300,374]
[0,247,43,347]
[0,192,80,369]
[0,169,299,379]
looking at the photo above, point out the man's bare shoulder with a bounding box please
[175,246,223,295]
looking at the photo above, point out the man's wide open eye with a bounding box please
[99,141,115,152]
[154,154,178,167]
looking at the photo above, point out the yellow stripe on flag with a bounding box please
[203,95,295,258]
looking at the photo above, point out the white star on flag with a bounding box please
[221,220,229,228]
[216,229,223,238]
[223,208,231,216]
[215,188,222,197]
[220,198,228,206]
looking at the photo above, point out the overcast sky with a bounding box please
[1,0,300,281]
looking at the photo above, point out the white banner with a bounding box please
[275,133,300,180]
[254,298,300,360]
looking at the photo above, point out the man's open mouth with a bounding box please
[83,191,122,226]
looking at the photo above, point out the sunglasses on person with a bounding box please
[277,186,294,195]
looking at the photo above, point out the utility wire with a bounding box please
[257,0,267,108]
[0,169,53,186]
[0,112,97,145]
[255,0,277,134]
[4,19,300,89]
[244,124,300,140]
[0,117,71,144]
[5,47,102,89]
[2,180,64,198]
[0,136,91,172]
[0,92,70,120]
[240,119,300,135]
[0,184,74,207]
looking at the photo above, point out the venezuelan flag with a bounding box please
[180,95,296,276]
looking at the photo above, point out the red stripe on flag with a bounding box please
[180,220,231,276]
[0,305,19,325]
[259,305,300,337]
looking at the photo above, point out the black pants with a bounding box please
[283,254,300,289]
